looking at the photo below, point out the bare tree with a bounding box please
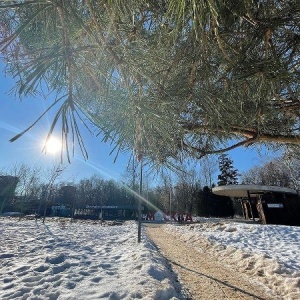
[199,156,218,188]
[241,158,291,188]
[40,164,65,223]
[174,167,200,215]
[281,148,300,192]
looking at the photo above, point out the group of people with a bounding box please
[142,211,194,223]
[177,214,184,224]
[165,212,193,223]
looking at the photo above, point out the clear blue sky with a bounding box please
[0,64,276,184]
[0,65,131,182]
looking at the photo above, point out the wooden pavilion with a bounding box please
[212,184,300,226]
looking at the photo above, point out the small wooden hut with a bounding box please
[212,184,300,226]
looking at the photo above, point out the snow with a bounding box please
[0,218,182,300]
[165,219,300,299]
[1,217,300,300]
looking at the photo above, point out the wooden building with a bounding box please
[212,185,300,226]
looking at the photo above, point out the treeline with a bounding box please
[0,162,236,218]
[1,175,140,216]
[3,148,300,219]
[1,180,235,219]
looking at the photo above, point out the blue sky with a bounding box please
[0,64,277,184]
[0,67,131,182]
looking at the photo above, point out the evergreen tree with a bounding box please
[197,186,213,217]
[217,154,239,186]
[197,185,235,217]
[213,194,235,218]
[1,1,300,164]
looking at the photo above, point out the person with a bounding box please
[99,210,103,225]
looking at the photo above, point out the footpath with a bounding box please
[146,225,278,300]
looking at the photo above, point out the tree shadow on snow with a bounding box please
[170,260,268,300]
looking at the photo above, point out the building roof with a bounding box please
[212,184,298,198]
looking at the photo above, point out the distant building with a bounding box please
[0,176,19,213]
[73,205,139,221]
[0,176,18,195]
[51,205,71,217]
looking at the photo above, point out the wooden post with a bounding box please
[257,197,267,224]
[240,199,246,219]
[247,191,255,221]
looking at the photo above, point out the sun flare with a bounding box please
[44,137,62,154]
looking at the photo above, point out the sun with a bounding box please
[44,136,62,154]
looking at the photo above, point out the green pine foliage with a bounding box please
[197,186,235,218]
[217,154,239,186]
[1,1,300,165]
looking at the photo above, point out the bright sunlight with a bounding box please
[44,136,62,154]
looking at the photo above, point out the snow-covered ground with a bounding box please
[0,217,300,299]
[165,219,300,299]
[0,218,182,300]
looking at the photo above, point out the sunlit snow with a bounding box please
[165,219,300,299]
[0,218,182,300]
[1,217,300,299]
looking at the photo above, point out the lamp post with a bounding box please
[169,184,172,224]
[137,157,143,243]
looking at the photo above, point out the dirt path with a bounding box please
[146,225,277,300]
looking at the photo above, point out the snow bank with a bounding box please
[165,221,300,300]
[0,218,183,300]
